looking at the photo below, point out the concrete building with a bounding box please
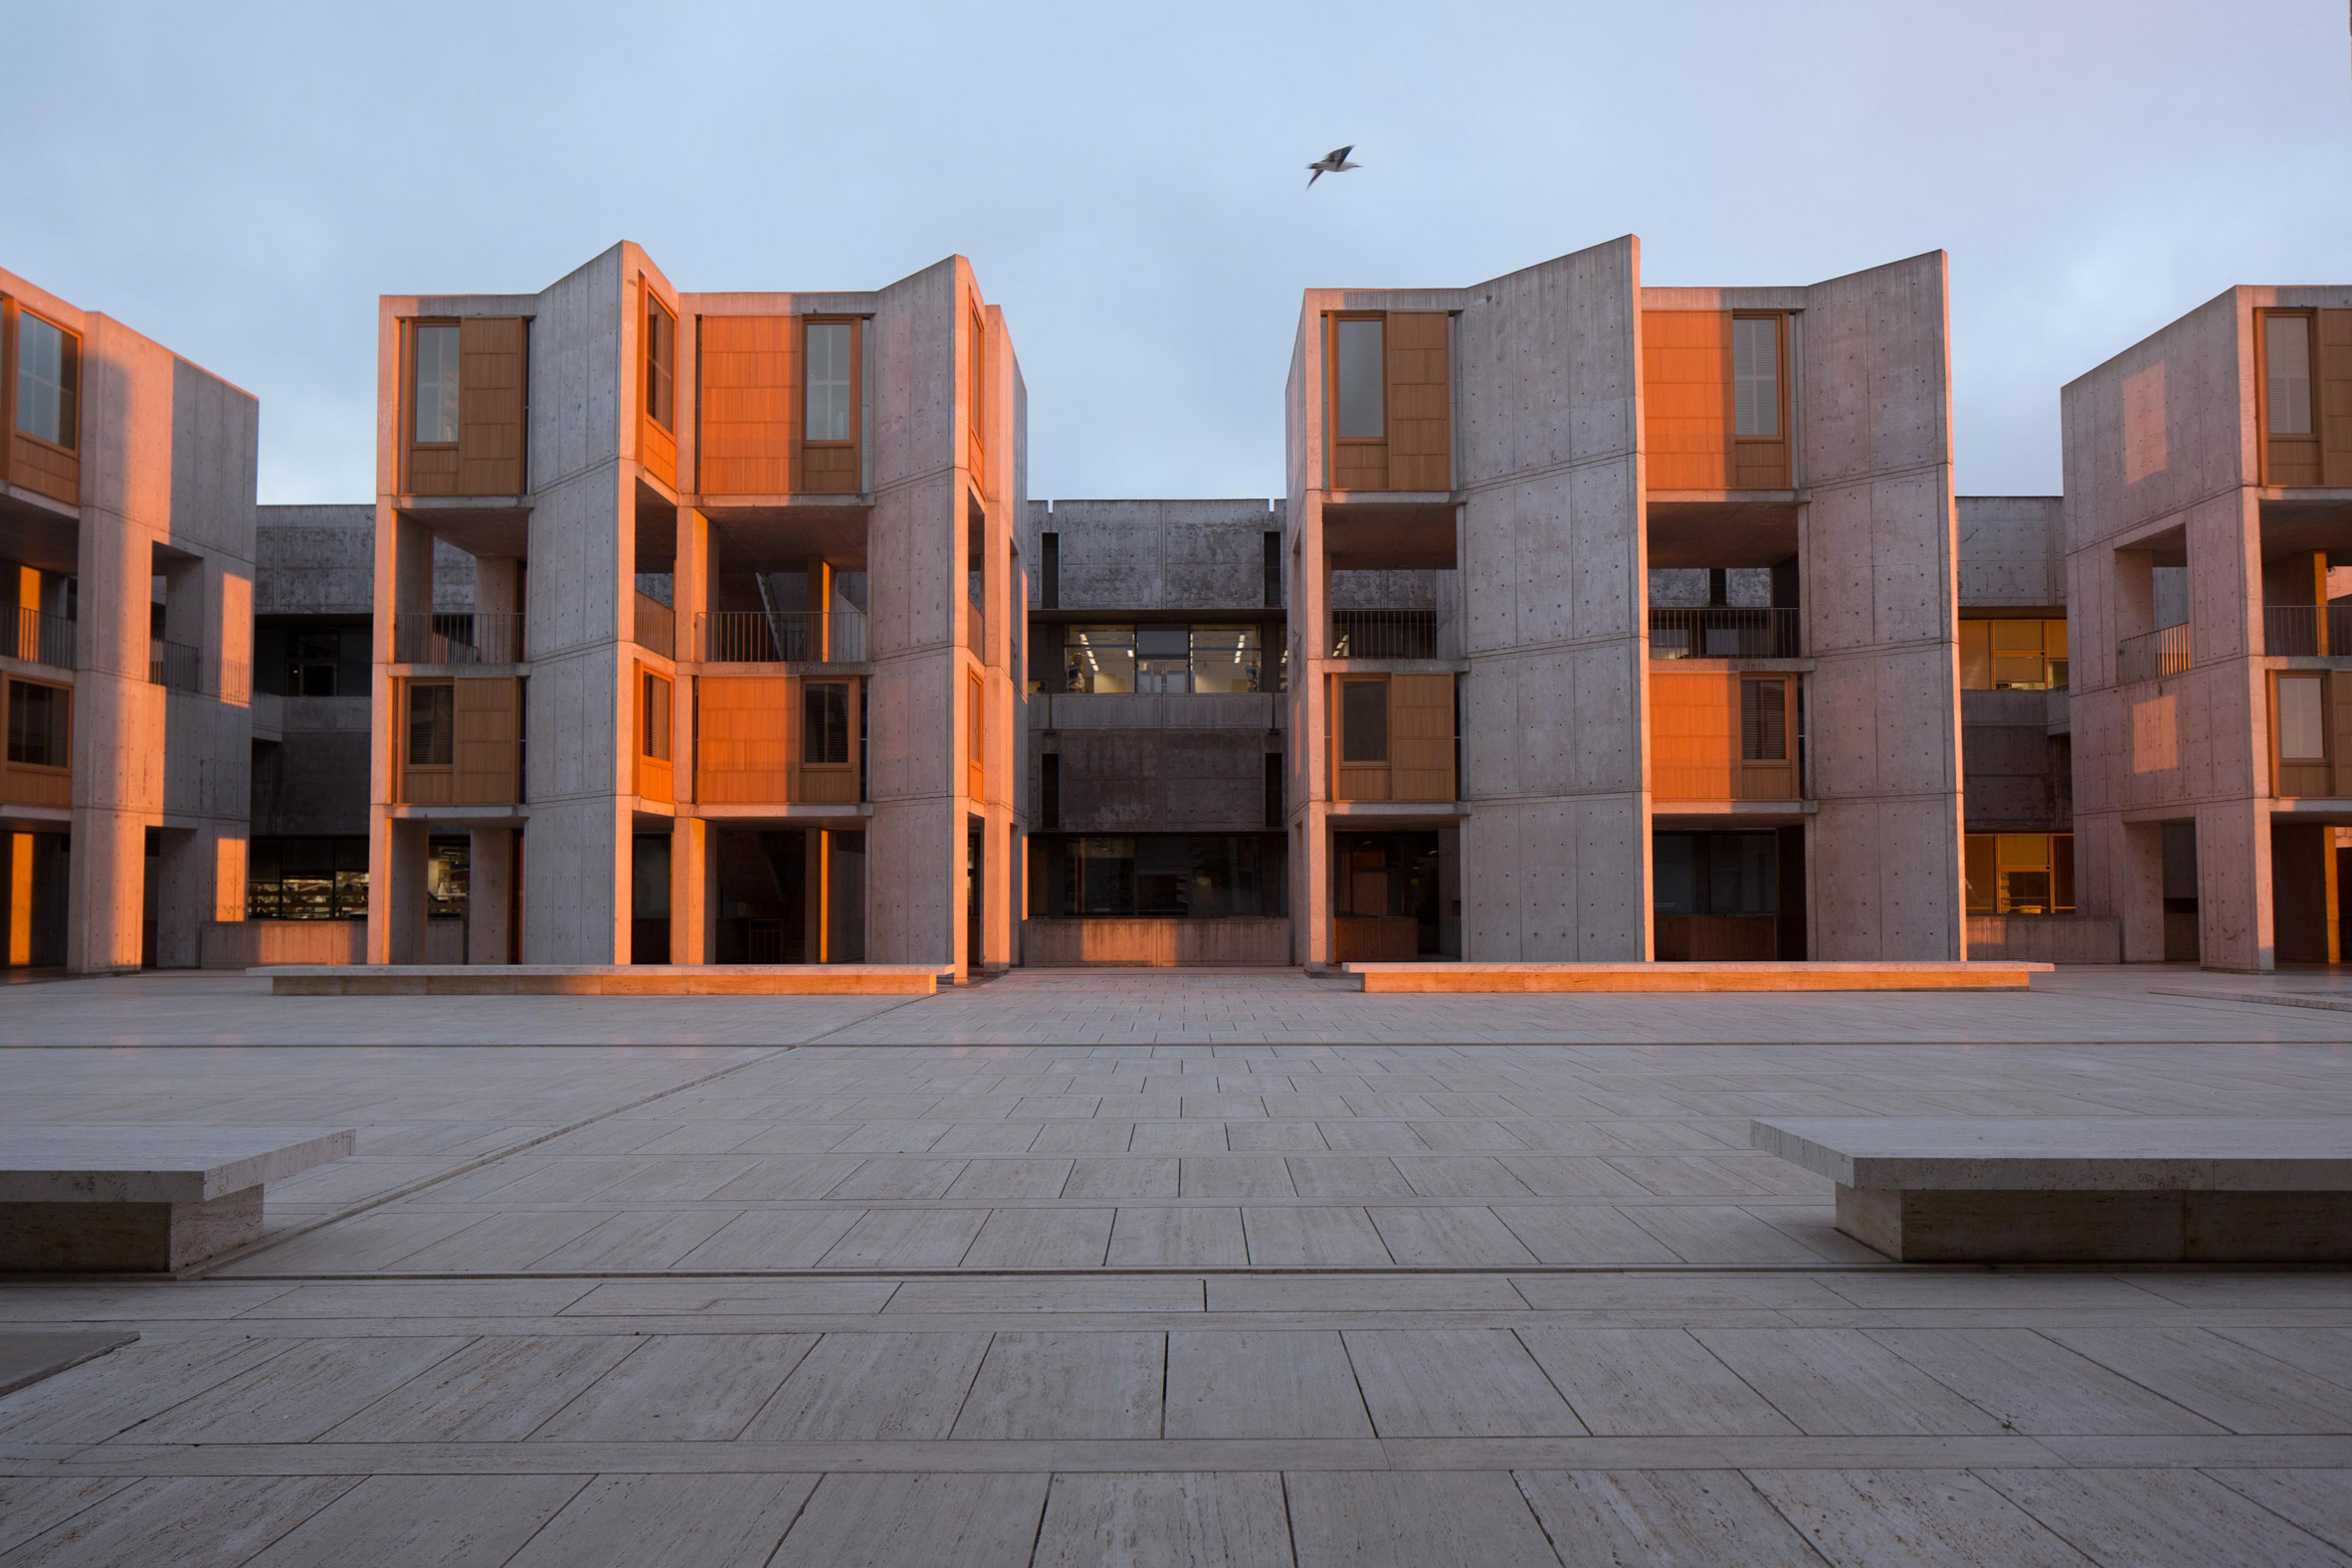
[2061,286,2352,971]
[0,267,258,975]
[1280,237,1966,966]
[1021,498,1289,964]
[366,244,1026,975]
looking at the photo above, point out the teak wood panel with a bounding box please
[1650,671,1800,802]
[456,316,526,493]
[1641,310,1789,490]
[966,303,987,493]
[2270,670,2338,798]
[2333,670,2352,799]
[0,676,70,809]
[1328,313,1385,491]
[697,676,795,804]
[1384,312,1451,490]
[639,291,677,491]
[2321,309,2352,488]
[2,300,81,506]
[966,671,984,802]
[1330,673,1457,803]
[636,665,674,805]
[698,314,798,495]
[399,677,519,805]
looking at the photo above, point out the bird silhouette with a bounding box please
[1306,145,1361,187]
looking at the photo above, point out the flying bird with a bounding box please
[1305,145,1361,187]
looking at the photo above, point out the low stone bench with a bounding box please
[0,1126,355,1273]
[256,964,947,996]
[1345,961,2050,994]
[1752,1117,2352,1263]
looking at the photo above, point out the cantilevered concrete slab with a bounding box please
[0,1124,354,1272]
[258,964,944,996]
[1754,1116,2352,1262]
[1345,960,2047,993]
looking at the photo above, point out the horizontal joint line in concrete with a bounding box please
[1801,457,1951,493]
[1455,449,1632,496]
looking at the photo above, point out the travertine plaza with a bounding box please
[3,244,2352,1565]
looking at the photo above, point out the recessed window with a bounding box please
[803,681,850,765]
[408,682,455,766]
[644,295,677,432]
[967,304,986,447]
[246,837,371,920]
[1964,832,2075,915]
[286,631,341,697]
[1340,679,1388,763]
[412,324,460,444]
[15,313,79,449]
[1334,318,1384,439]
[2277,673,2326,761]
[807,321,854,442]
[2265,314,2313,437]
[1135,626,1191,692]
[6,680,66,768]
[1960,618,2069,690]
[1733,316,1780,438]
[1740,679,1786,761]
[642,671,672,761]
[1189,626,1264,694]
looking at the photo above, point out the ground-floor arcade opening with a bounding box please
[711,826,867,965]
[1331,829,1456,962]
[1651,826,1806,960]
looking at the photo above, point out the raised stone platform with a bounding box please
[1345,960,2051,993]
[1753,1116,2352,1263]
[257,964,946,997]
[0,1125,355,1273]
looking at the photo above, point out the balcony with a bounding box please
[634,593,676,660]
[2262,604,2352,658]
[1649,607,1799,661]
[148,638,201,693]
[393,612,525,665]
[2116,624,2190,685]
[9,608,73,670]
[1330,609,1457,661]
[699,609,867,665]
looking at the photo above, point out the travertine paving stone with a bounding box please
[1516,1469,1825,1567]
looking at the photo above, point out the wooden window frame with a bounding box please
[643,292,678,436]
[2257,307,2321,487]
[404,680,456,774]
[798,315,863,495]
[966,670,985,801]
[1730,311,1789,487]
[636,665,674,804]
[966,301,988,491]
[2269,669,2333,797]
[10,307,80,457]
[1326,314,1388,490]
[401,318,459,491]
[1,674,73,809]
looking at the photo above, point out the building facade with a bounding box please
[1279,238,1967,966]
[1020,498,1289,964]
[0,267,258,975]
[2062,286,2352,971]
[366,244,1026,975]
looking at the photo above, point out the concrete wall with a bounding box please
[1958,496,2065,610]
[1025,498,1281,610]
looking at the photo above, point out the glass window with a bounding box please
[1739,679,1786,761]
[1064,626,1135,692]
[15,313,78,448]
[644,296,676,431]
[1732,315,1780,438]
[1076,837,1135,914]
[1340,679,1388,762]
[2266,314,2313,437]
[807,321,854,442]
[1707,833,1777,914]
[1652,833,1697,916]
[1961,619,2068,690]
[287,631,339,697]
[1965,832,2076,914]
[247,837,370,920]
[412,324,460,444]
[426,838,469,918]
[1334,317,1384,439]
[1135,625,1191,692]
[803,681,850,764]
[642,672,672,760]
[2278,674,2327,761]
[408,682,454,766]
[6,681,66,767]
[1190,625,1264,694]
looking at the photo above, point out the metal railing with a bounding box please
[634,594,676,660]
[1649,606,1801,660]
[2262,603,2352,658]
[393,611,525,665]
[149,638,201,692]
[1330,609,1451,660]
[698,609,867,664]
[9,608,74,669]
[2116,623,2191,685]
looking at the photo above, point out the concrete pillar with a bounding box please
[670,815,709,964]
[2119,820,2167,962]
[467,826,514,964]
[2198,799,2272,972]
[382,818,430,964]
[804,827,829,963]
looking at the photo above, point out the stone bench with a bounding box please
[255,964,947,996]
[0,1125,355,1273]
[1345,961,2050,994]
[1752,1117,2352,1263]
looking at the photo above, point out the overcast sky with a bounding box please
[6,0,2347,505]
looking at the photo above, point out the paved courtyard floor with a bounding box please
[1,966,2349,1564]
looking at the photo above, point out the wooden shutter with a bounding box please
[453,677,520,804]
[639,293,677,490]
[1737,677,1799,800]
[1387,673,1456,801]
[1642,311,1732,490]
[967,671,985,801]
[2321,309,2352,489]
[456,317,526,494]
[696,676,793,804]
[698,314,796,495]
[1650,670,1736,801]
[2328,671,2352,800]
[1729,313,1790,488]
[2271,671,2331,797]
[1384,312,1451,491]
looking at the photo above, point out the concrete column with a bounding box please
[382,818,430,964]
[467,826,514,964]
[2198,798,2272,972]
[670,815,709,964]
[2118,820,2167,962]
[804,827,829,963]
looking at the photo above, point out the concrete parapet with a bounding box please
[1964,914,2121,964]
